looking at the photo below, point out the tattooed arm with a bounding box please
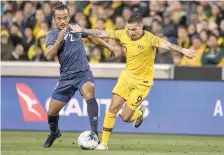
[159,40,197,59]
[70,24,109,38]
[84,36,115,58]
[82,29,109,38]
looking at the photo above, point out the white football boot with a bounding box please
[133,106,146,128]
[95,144,108,150]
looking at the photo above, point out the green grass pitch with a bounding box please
[1,131,224,155]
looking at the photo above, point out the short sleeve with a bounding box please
[107,30,124,40]
[46,30,57,48]
[150,34,162,48]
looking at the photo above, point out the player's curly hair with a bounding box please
[52,1,69,17]
[127,12,143,24]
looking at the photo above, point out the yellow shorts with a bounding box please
[112,72,152,111]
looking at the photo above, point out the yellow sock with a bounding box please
[102,111,116,146]
[128,109,143,122]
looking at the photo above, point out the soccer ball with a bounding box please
[78,131,99,150]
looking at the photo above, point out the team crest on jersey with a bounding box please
[138,45,144,49]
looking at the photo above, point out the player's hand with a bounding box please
[109,51,115,59]
[57,28,67,43]
[70,24,83,33]
[182,48,197,59]
[109,46,120,59]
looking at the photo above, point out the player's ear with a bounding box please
[139,23,143,29]
[52,16,55,23]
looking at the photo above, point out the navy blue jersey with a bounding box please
[46,28,89,77]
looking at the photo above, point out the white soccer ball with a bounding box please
[78,131,99,150]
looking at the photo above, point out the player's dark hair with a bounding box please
[127,12,143,24]
[52,1,69,17]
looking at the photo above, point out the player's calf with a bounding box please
[121,114,132,122]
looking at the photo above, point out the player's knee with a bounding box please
[48,109,58,116]
[82,83,95,100]
[121,115,130,122]
[109,104,120,114]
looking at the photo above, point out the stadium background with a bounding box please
[1,1,224,155]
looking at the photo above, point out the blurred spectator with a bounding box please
[9,44,26,61]
[10,23,23,46]
[151,19,163,37]
[163,11,177,38]
[27,30,47,61]
[210,4,223,25]
[1,30,14,61]
[115,16,126,30]
[23,1,35,28]
[219,20,224,46]
[122,7,132,21]
[188,12,200,25]
[168,1,187,25]
[67,1,77,20]
[202,33,224,66]
[13,10,25,36]
[2,10,13,29]
[149,1,163,18]
[196,4,207,21]
[177,26,190,49]
[96,19,106,30]
[3,2,13,12]
[155,48,173,64]
[42,2,53,27]
[33,9,46,39]
[22,27,35,54]
[172,52,183,66]
[199,30,209,46]
[180,36,205,66]
[40,22,50,32]
[188,24,197,39]
[89,47,102,64]
[199,1,211,17]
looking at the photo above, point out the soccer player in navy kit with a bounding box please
[43,2,116,148]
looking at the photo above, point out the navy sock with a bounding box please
[86,98,99,135]
[48,115,59,135]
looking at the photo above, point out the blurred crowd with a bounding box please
[1,1,224,66]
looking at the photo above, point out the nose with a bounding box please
[61,19,66,24]
[129,31,134,36]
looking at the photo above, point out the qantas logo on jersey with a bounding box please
[16,83,47,122]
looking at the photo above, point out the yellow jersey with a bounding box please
[108,29,162,85]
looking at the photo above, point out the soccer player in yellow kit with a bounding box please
[70,13,196,150]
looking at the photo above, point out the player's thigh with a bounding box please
[112,75,130,102]
[50,80,76,115]
[126,84,151,111]
[121,104,135,122]
[108,93,125,114]
[78,71,95,100]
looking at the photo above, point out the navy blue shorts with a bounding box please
[52,70,94,103]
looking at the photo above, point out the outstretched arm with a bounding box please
[159,40,197,59]
[70,24,110,38]
[83,36,115,58]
